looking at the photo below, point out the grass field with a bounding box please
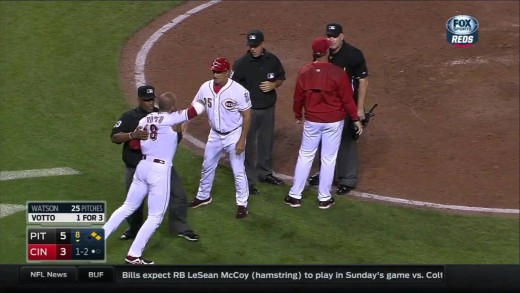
[0,1,518,265]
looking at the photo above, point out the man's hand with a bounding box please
[235,139,246,155]
[296,119,303,124]
[354,121,363,136]
[357,108,366,121]
[172,122,188,134]
[259,81,276,93]
[132,126,148,140]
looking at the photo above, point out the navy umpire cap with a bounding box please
[326,23,343,37]
[247,30,264,46]
[137,85,156,100]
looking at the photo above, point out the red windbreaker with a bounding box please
[293,61,359,123]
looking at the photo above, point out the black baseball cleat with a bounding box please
[336,185,354,195]
[249,184,259,195]
[125,255,154,265]
[120,230,135,241]
[177,230,200,242]
[189,196,212,208]
[236,205,248,219]
[284,195,301,208]
[308,173,320,186]
[262,174,284,185]
[318,197,336,209]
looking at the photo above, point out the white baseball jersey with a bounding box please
[103,109,190,259]
[138,110,189,162]
[194,79,251,133]
[193,78,251,208]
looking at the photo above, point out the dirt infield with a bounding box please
[119,1,519,210]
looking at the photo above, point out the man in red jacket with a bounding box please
[285,37,363,209]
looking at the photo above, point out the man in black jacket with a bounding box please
[231,30,287,195]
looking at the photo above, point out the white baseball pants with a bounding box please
[103,159,171,257]
[289,120,344,201]
[196,128,249,206]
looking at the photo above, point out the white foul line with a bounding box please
[133,0,519,215]
[0,167,80,181]
[135,0,222,86]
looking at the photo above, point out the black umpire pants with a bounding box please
[124,165,190,235]
[245,105,276,185]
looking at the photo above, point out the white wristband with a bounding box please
[193,101,205,115]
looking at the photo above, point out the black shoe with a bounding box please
[249,184,259,195]
[120,230,135,241]
[236,205,248,219]
[336,185,354,195]
[308,173,319,186]
[125,255,154,265]
[261,174,284,185]
[189,196,212,208]
[284,195,301,208]
[178,230,200,242]
[318,197,336,209]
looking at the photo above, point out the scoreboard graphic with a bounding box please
[27,228,105,262]
[27,201,105,224]
[26,201,106,263]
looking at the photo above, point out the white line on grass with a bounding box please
[0,204,25,218]
[134,0,519,215]
[135,0,222,86]
[0,167,80,181]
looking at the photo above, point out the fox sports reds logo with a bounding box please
[446,15,479,48]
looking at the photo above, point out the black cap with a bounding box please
[137,85,156,100]
[326,23,343,37]
[247,30,264,46]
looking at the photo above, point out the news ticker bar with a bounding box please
[16,265,445,284]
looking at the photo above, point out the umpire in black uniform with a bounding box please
[309,23,370,195]
[231,29,286,194]
[110,85,199,241]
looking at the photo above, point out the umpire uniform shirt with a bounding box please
[231,49,286,109]
[112,106,159,168]
[329,41,369,103]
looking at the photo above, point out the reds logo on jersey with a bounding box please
[222,99,237,110]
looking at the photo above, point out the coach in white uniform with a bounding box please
[189,57,252,219]
[103,92,204,265]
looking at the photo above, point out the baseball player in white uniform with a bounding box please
[189,57,252,219]
[103,92,204,265]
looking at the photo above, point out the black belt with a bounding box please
[213,127,239,136]
[252,104,275,110]
[142,156,165,165]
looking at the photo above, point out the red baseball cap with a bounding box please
[210,57,231,72]
[312,36,332,56]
